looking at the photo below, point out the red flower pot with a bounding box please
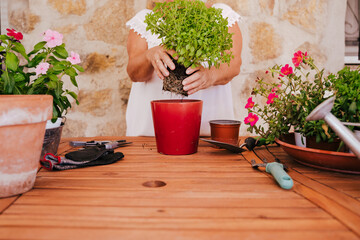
[151,99,203,155]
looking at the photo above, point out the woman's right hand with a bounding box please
[146,46,176,80]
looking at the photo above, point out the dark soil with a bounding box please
[162,57,190,96]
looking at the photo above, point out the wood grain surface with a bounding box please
[0,136,359,240]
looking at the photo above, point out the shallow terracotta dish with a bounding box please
[275,133,360,174]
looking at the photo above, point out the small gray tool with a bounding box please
[251,159,293,190]
[70,140,126,147]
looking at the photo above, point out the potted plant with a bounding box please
[143,0,236,154]
[244,51,339,150]
[144,0,234,96]
[0,28,84,157]
[329,66,360,131]
[327,66,360,148]
[0,28,83,197]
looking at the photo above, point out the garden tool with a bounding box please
[256,157,289,171]
[238,137,258,151]
[41,146,124,171]
[70,139,129,148]
[251,158,293,190]
[306,96,360,160]
[274,157,289,171]
[200,138,246,153]
[201,137,265,153]
[102,141,132,149]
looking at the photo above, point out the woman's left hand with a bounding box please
[182,66,214,95]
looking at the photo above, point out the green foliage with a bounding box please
[145,0,233,68]
[329,66,360,128]
[0,33,84,121]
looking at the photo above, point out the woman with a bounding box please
[126,1,243,136]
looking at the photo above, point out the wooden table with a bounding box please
[1,136,360,240]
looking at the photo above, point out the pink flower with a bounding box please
[266,92,278,104]
[67,51,81,64]
[271,84,281,92]
[43,29,63,48]
[35,62,50,76]
[303,51,308,60]
[244,113,259,126]
[6,28,23,41]
[292,51,303,67]
[280,64,293,75]
[245,97,255,109]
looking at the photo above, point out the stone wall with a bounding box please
[5,0,346,137]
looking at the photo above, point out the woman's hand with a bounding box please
[146,46,176,80]
[182,66,215,95]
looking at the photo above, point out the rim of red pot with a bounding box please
[151,99,202,103]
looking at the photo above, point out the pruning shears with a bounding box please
[69,140,131,149]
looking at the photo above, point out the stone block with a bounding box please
[75,89,113,117]
[55,24,78,35]
[8,6,40,33]
[83,52,116,74]
[259,0,275,15]
[281,0,326,33]
[96,120,126,136]
[84,0,134,46]
[48,0,86,16]
[249,22,282,62]
[119,78,132,105]
[62,119,87,138]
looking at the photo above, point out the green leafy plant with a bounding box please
[0,28,84,121]
[329,66,360,129]
[145,0,233,69]
[244,51,335,145]
[144,0,234,96]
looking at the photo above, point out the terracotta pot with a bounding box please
[209,120,241,146]
[151,99,202,155]
[0,95,52,198]
[276,133,360,174]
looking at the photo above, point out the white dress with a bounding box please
[126,3,241,136]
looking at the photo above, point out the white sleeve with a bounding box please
[212,3,243,27]
[126,9,160,46]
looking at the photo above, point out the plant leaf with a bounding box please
[73,64,84,72]
[28,41,47,55]
[67,91,79,104]
[5,52,19,71]
[27,52,47,68]
[54,45,68,59]
[12,42,29,61]
[70,76,78,87]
